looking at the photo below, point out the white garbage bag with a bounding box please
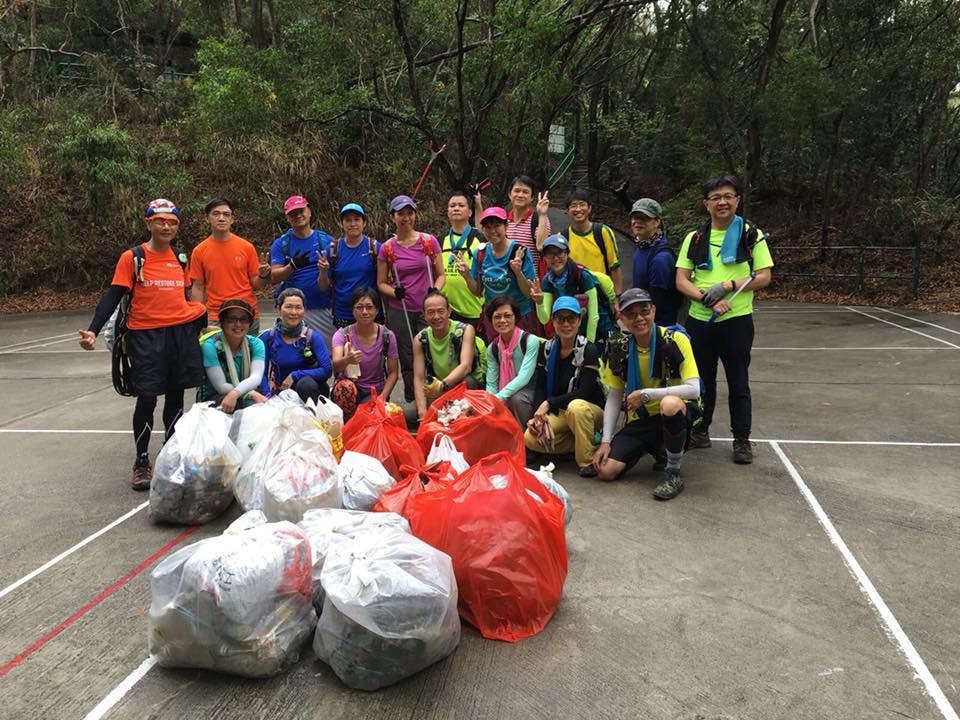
[230,389,304,464]
[528,463,572,527]
[424,434,470,475]
[148,517,316,677]
[313,527,460,690]
[262,429,341,523]
[149,403,240,525]
[338,450,395,511]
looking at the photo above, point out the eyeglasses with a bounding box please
[353,303,377,313]
[491,312,515,322]
[222,315,250,324]
[567,202,589,211]
[553,313,580,324]
[150,218,179,227]
[621,305,653,319]
[706,193,738,203]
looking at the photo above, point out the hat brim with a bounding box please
[147,212,179,221]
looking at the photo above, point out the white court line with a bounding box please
[0,502,148,600]
[771,442,959,720]
[0,336,79,354]
[0,429,163,434]
[0,332,75,351]
[845,307,960,349]
[754,346,954,351]
[715,438,960,447]
[83,657,157,720]
[877,308,960,337]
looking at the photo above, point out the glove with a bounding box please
[289,250,311,270]
[700,282,727,308]
[423,376,444,398]
[394,285,406,300]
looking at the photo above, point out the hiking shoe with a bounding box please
[131,456,153,491]
[688,429,711,449]
[652,469,684,500]
[651,449,667,472]
[578,464,598,478]
[732,438,753,464]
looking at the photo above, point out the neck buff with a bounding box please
[276,317,304,338]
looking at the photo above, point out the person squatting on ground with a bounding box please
[592,289,701,501]
[317,203,380,330]
[562,188,623,295]
[485,295,541,429]
[409,289,485,425]
[189,198,271,335]
[437,191,484,329]
[628,198,681,326]
[258,288,332,404]
[524,297,605,477]
[80,199,207,490]
[329,287,400,419]
[197,299,268,413]
[269,195,336,348]
[459,206,538,343]
[377,194,445,404]
[675,175,774,464]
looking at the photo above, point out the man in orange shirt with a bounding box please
[189,198,271,333]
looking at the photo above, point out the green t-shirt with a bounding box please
[439,228,483,319]
[423,321,484,383]
[676,225,774,322]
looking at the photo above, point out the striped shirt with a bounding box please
[506,207,551,272]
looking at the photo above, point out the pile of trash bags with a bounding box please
[416,387,524,465]
[341,392,424,479]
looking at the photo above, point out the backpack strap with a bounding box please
[591,223,611,274]
[131,245,146,285]
[530,210,539,244]
[417,326,433,377]
[367,236,378,268]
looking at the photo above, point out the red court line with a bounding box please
[0,526,198,678]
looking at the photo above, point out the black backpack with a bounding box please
[563,222,614,274]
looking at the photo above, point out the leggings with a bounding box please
[132,390,185,457]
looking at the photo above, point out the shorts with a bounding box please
[607,415,663,465]
[125,318,205,396]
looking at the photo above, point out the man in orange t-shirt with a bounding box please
[189,198,272,333]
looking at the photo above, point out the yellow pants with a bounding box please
[523,399,603,467]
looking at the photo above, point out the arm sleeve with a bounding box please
[602,388,623,443]
[88,285,127,334]
[496,335,540,399]
[548,344,601,413]
[485,345,498,394]
[234,359,266,396]
[638,377,700,402]
[585,288,599,342]
[536,289,553,325]
[205,364,234,395]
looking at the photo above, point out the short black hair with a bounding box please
[564,188,591,208]
[509,175,537,193]
[422,287,450,310]
[448,190,472,208]
[275,287,306,307]
[702,175,741,198]
[484,294,520,321]
[350,286,380,308]
[204,197,234,214]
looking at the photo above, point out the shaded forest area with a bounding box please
[1,0,958,310]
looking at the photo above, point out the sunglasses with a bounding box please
[150,218,179,227]
[553,313,580,324]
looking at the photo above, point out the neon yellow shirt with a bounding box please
[438,228,483,319]
[566,223,620,276]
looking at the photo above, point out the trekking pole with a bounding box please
[704,272,756,327]
[411,140,446,199]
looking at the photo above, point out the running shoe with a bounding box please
[732,438,753,464]
[688,429,711,449]
[652,469,684,500]
[131,456,153,491]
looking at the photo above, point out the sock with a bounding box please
[662,411,687,472]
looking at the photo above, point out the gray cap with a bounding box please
[619,287,653,310]
[541,234,569,253]
[630,198,662,218]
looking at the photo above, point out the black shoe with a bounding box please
[131,456,153,491]
[578,464,598,478]
[688,429,711,449]
[732,438,753,464]
[651,449,667,472]
[652,469,684,500]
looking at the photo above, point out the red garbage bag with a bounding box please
[342,392,424,480]
[416,385,524,465]
[372,461,457,516]
[402,451,567,642]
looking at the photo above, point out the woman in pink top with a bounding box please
[376,194,444,402]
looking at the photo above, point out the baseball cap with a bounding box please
[630,198,662,218]
[338,202,366,218]
[389,195,417,212]
[551,296,581,317]
[284,195,309,214]
[479,206,508,224]
[541,234,569,253]
[144,198,179,219]
[218,298,255,322]
[619,288,653,311]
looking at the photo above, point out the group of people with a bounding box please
[79,174,773,501]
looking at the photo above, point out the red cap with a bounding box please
[479,206,508,224]
[283,195,309,214]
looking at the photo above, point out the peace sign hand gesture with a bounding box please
[455,251,470,278]
[509,246,526,275]
[528,276,543,305]
[537,191,550,217]
[257,251,271,279]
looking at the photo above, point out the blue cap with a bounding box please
[541,234,569,253]
[551,296,581,316]
[389,195,417,212]
[338,202,366,218]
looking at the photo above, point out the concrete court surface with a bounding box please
[0,302,958,720]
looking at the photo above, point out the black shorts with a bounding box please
[608,409,692,465]
[126,318,205,396]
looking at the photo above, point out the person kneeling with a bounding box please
[259,288,332,403]
[485,295,541,429]
[409,289,485,425]
[524,297,605,477]
[198,299,268,413]
[591,289,701,501]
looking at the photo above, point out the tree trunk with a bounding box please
[251,0,266,47]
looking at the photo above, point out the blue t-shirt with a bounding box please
[540,264,612,333]
[270,228,333,310]
[631,235,679,326]
[328,236,381,321]
[258,326,332,394]
[470,240,536,315]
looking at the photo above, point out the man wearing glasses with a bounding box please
[189,198,271,334]
[591,289,701,500]
[675,175,774,464]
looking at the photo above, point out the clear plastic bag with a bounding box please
[149,403,240,525]
[148,516,316,677]
[313,526,460,691]
[528,463,572,527]
[262,429,341,523]
[230,390,304,464]
[297,508,411,614]
[338,450,395,511]
[424,434,470,475]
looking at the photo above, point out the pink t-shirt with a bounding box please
[332,324,399,390]
[507,208,551,273]
[378,233,442,312]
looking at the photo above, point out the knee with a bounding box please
[659,395,686,416]
[566,399,588,415]
[596,463,620,481]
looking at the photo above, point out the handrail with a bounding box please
[547,143,576,189]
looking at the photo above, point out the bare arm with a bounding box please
[675,267,702,301]
[444,324,476,386]
[432,253,445,291]
[609,266,623,295]
[189,279,206,304]
[382,356,399,401]
[377,260,399,299]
